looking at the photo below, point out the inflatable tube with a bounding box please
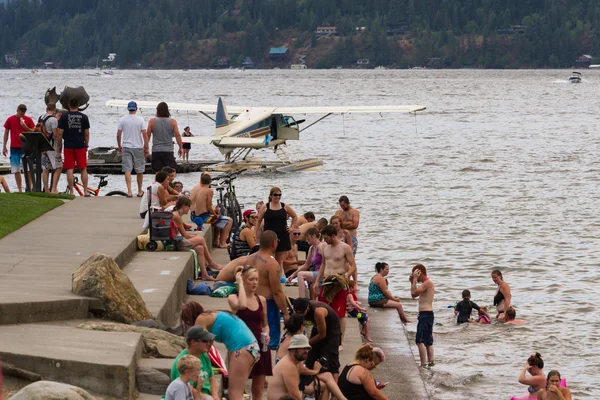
[510,379,567,400]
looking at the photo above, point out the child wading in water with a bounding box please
[346,280,373,342]
[454,289,489,324]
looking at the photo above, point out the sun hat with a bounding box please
[288,334,311,349]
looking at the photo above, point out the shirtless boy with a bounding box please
[190,172,232,248]
[312,224,357,348]
[244,230,290,349]
[335,195,360,256]
[410,264,435,368]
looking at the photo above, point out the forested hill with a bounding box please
[1,0,599,69]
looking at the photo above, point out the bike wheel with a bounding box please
[223,193,242,232]
[105,190,129,196]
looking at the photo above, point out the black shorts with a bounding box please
[416,311,434,346]
[183,143,191,150]
[151,151,176,173]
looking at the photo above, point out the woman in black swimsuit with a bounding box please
[181,126,194,162]
[339,344,388,400]
[492,269,511,321]
[256,186,297,273]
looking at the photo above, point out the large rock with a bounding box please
[72,253,152,323]
[10,380,97,400]
[77,321,186,358]
[136,367,170,395]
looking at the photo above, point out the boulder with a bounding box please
[10,380,97,400]
[77,321,186,358]
[72,253,152,323]
[136,367,170,395]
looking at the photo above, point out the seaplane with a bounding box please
[106,97,425,172]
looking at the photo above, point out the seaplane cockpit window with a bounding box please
[282,116,295,126]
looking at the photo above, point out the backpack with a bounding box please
[34,115,53,140]
[228,231,239,261]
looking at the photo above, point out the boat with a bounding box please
[569,71,581,83]
[87,72,101,77]
[290,64,307,69]
[103,70,114,75]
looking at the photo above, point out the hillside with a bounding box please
[1,0,599,69]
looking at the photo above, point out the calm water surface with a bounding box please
[2,69,599,399]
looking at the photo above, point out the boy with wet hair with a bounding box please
[454,289,489,324]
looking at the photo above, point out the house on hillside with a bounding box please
[242,57,256,69]
[44,62,56,69]
[315,26,337,37]
[356,58,370,67]
[269,47,289,61]
[4,50,26,67]
[386,23,409,35]
[102,53,117,63]
[511,25,527,34]
[575,54,593,68]
[215,57,230,68]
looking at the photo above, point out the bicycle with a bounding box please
[213,171,244,232]
[62,174,128,197]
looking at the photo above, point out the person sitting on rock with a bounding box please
[170,326,220,400]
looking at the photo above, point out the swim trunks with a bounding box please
[192,212,230,230]
[416,311,434,346]
[347,309,368,326]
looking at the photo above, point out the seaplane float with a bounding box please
[106,97,425,173]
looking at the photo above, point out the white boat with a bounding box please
[569,71,581,83]
[290,64,307,69]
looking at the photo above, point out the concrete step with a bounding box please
[0,323,142,398]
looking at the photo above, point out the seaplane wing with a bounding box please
[273,105,426,114]
[105,100,248,115]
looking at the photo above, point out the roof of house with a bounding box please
[269,47,289,55]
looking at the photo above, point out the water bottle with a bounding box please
[260,332,269,352]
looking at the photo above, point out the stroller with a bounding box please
[145,185,174,251]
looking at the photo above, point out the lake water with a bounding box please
[2,69,599,399]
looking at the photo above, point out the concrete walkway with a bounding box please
[0,197,143,324]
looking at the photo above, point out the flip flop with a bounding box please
[137,193,144,197]
[126,194,133,198]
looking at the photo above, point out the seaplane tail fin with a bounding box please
[215,97,232,136]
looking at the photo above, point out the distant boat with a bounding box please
[569,71,581,83]
[31,69,38,74]
[87,72,101,77]
[103,70,114,75]
[589,64,600,69]
[290,64,307,69]
[375,65,387,70]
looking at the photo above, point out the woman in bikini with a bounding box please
[228,266,271,400]
[518,353,546,398]
[330,215,352,245]
[180,301,259,400]
[368,262,410,323]
[491,269,511,321]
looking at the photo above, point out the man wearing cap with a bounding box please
[171,326,219,400]
[3,104,35,192]
[231,209,258,259]
[117,101,148,197]
[268,335,311,400]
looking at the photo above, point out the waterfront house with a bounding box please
[356,58,370,66]
[315,26,337,37]
[242,57,256,69]
[269,47,289,61]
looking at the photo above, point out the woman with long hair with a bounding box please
[181,126,194,162]
[180,301,259,400]
[256,186,297,274]
[146,101,183,172]
[536,370,571,400]
[287,227,323,299]
[228,266,272,400]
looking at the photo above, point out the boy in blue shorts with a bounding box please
[346,280,372,342]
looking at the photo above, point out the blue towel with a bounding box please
[187,279,212,296]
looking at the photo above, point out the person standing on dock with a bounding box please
[56,99,90,196]
[146,101,183,173]
[335,195,360,256]
[410,264,435,368]
[117,101,148,197]
[3,104,35,192]
[182,126,194,162]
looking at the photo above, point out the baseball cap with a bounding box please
[127,101,138,111]
[288,334,311,349]
[243,209,256,219]
[186,326,216,342]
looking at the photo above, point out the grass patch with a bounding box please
[24,192,76,200]
[0,193,67,239]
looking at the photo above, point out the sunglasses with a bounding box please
[272,193,282,197]
[249,215,258,219]
[242,265,255,272]
[293,233,301,236]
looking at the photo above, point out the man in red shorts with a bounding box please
[312,224,357,350]
[56,99,90,195]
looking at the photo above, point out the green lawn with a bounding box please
[0,193,73,239]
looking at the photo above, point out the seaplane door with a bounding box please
[270,116,278,140]
[276,115,300,141]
